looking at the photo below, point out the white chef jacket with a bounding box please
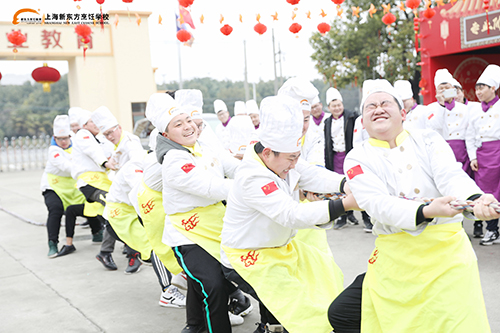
[109,131,144,170]
[161,142,239,248]
[307,112,331,138]
[465,99,500,161]
[403,104,429,131]
[106,156,145,206]
[215,122,231,150]
[426,102,469,140]
[221,146,344,259]
[40,145,73,192]
[71,129,110,187]
[344,129,482,237]
[352,116,369,148]
[300,131,325,166]
[330,116,345,152]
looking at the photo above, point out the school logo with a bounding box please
[109,208,121,218]
[181,213,199,231]
[347,165,364,180]
[12,8,40,25]
[181,163,196,173]
[368,248,379,265]
[241,250,260,267]
[141,199,155,215]
[261,181,278,195]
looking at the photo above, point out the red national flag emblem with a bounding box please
[134,169,143,173]
[354,129,358,133]
[427,113,434,120]
[83,136,90,139]
[347,165,364,180]
[181,163,196,173]
[54,153,60,158]
[261,181,278,195]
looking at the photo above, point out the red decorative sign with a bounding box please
[462,10,500,48]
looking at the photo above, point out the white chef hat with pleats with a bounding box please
[278,77,319,112]
[91,106,119,132]
[175,89,204,120]
[145,93,185,133]
[53,115,71,137]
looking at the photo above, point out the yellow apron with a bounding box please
[223,238,344,333]
[78,171,112,216]
[295,198,333,257]
[47,173,86,210]
[137,181,182,275]
[362,222,490,333]
[168,202,226,261]
[106,201,152,261]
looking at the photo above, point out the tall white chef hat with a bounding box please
[326,87,343,104]
[246,100,259,115]
[434,68,454,89]
[450,78,462,89]
[68,107,83,125]
[145,93,186,133]
[227,115,255,155]
[175,89,204,120]
[277,77,319,112]
[234,101,247,115]
[53,115,71,137]
[213,99,228,113]
[394,80,414,100]
[259,95,303,153]
[91,106,119,133]
[76,109,92,127]
[312,95,321,105]
[148,128,159,151]
[476,64,500,90]
[360,79,404,111]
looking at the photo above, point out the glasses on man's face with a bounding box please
[197,122,206,131]
[364,100,395,113]
[103,126,119,138]
[55,136,70,141]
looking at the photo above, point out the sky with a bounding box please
[0,0,343,86]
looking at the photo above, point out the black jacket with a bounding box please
[324,109,357,172]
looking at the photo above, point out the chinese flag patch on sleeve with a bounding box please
[261,181,279,195]
[181,163,196,173]
[83,136,90,139]
[347,165,364,180]
[54,153,60,158]
[428,113,434,120]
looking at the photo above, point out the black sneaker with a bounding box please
[333,216,348,230]
[473,222,484,238]
[363,220,373,233]
[48,240,58,258]
[347,212,359,225]
[125,253,142,274]
[92,229,103,243]
[229,294,253,317]
[253,323,267,333]
[181,324,207,333]
[56,245,76,257]
[96,252,117,270]
[479,230,500,246]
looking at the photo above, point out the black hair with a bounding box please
[254,141,280,157]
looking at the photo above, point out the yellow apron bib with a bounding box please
[223,238,344,333]
[106,201,152,261]
[362,222,490,333]
[168,202,225,261]
[47,173,86,210]
[78,171,112,216]
[137,181,182,275]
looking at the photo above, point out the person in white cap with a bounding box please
[221,95,360,333]
[393,80,428,130]
[149,94,249,333]
[214,99,231,150]
[466,64,500,245]
[227,115,256,160]
[426,70,473,181]
[41,115,98,258]
[277,77,325,166]
[328,79,496,333]
[90,106,144,272]
[324,87,359,228]
[246,100,260,129]
[309,95,330,137]
[68,107,83,135]
[233,101,247,116]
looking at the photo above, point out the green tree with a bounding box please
[310,1,421,96]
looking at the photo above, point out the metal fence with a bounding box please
[0,135,51,172]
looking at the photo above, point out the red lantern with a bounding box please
[254,23,267,35]
[317,22,331,34]
[75,24,91,38]
[32,63,61,93]
[287,0,300,4]
[423,7,435,19]
[332,0,345,4]
[289,22,302,34]
[177,29,191,42]
[7,30,27,53]
[382,12,396,26]
[96,0,105,4]
[122,0,133,3]
[179,0,194,7]
[0,72,2,81]
[220,24,233,36]
[405,0,420,10]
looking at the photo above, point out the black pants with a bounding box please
[65,204,102,236]
[328,273,365,333]
[43,190,64,243]
[174,244,235,332]
[222,265,280,326]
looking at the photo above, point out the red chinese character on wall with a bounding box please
[77,34,93,49]
[41,30,62,49]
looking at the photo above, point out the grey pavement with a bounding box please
[0,169,499,333]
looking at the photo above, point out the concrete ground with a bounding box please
[0,169,498,333]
